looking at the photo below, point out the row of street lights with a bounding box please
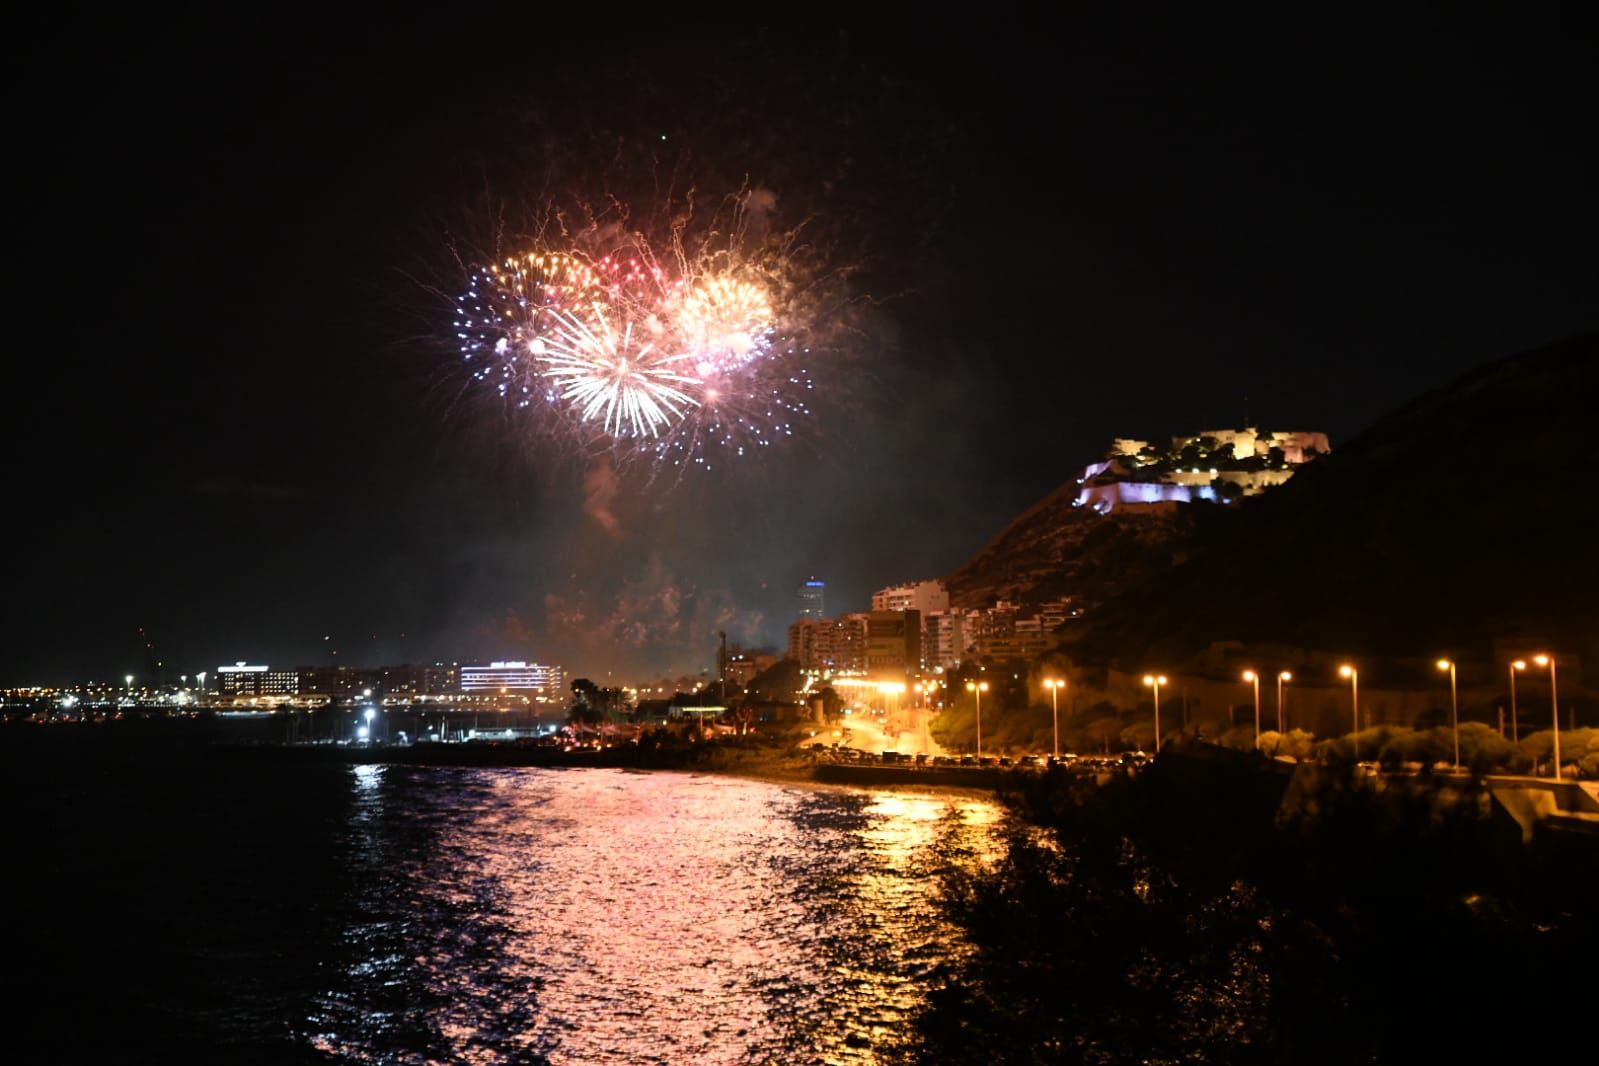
[1296,656,1561,777]
[976,653,1566,779]
[1240,669,1295,742]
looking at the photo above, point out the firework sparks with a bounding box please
[454,251,600,411]
[449,188,847,473]
[673,275,774,379]
[538,301,700,438]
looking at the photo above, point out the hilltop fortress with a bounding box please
[1075,428,1331,513]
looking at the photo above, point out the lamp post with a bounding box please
[1437,659,1460,770]
[1043,678,1065,760]
[1533,655,1561,780]
[1508,660,1525,745]
[1338,665,1359,761]
[1277,671,1292,734]
[1242,670,1261,747]
[965,680,989,758]
[1142,674,1167,753]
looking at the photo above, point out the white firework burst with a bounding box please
[538,302,701,439]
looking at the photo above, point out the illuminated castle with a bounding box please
[1074,428,1330,514]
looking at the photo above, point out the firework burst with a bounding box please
[448,185,852,474]
[537,301,700,439]
[673,275,774,379]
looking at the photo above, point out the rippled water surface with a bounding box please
[12,755,1004,1063]
[313,768,1004,1063]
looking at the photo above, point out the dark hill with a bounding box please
[945,483,1208,610]
[1063,333,1599,664]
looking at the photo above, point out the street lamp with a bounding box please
[363,706,376,745]
[125,674,134,689]
[1532,655,1561,780]
[1508,660,1526,745]
[1142,674,1167,753]
[1437,659,1460,770]
[1277,671,1292,733]
[965,680,989,758]
[1338,665,1359,761]
[1242,670,1261,747]
[1043,678,1065,760]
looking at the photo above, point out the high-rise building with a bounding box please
[866,610,922,679]
[872,580,949,616]
[798,578,825,620]
[922,611,966,670]
[787,613,868,675]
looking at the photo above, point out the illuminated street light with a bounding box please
[1043,678,1066,760]
[1338,665,1360,761]
[1242,670,1261,747]
[965,680,990,758]
[125,674,134,689]
[1277,671,1292,733]
[1437,659,1460,769]
[1532,655,1562,780]
[1142,674,1167,753]
[1508,660,1526,745]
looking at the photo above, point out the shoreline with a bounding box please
[207,738,1029,797]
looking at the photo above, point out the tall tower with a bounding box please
[798,577,825,620]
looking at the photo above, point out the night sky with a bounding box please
[7,12,1595,685]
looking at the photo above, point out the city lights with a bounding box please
[1339,665,1359,760]
[1043,678,1066,760]
[1533,655,1562,779]
[1142,674,1167,753]
[965,680,990,758]
[1436,659,1459,769]
[1242,670,1261,747]
[1277,671,1292,733]
[1508,659,1526,745]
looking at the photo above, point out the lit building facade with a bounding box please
[921,611,966,670]
[374,663,460,697]
[798,578,826,620]
[459,661,564,699]
[216,662,299,697]
[871,579,950,616]
[866,610,922,679]
[788,613,868,675]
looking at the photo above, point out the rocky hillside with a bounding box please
[1062,332,1599,664]
[945,483,1205,610]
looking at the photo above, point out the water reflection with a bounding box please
[308,768,1005,1063]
